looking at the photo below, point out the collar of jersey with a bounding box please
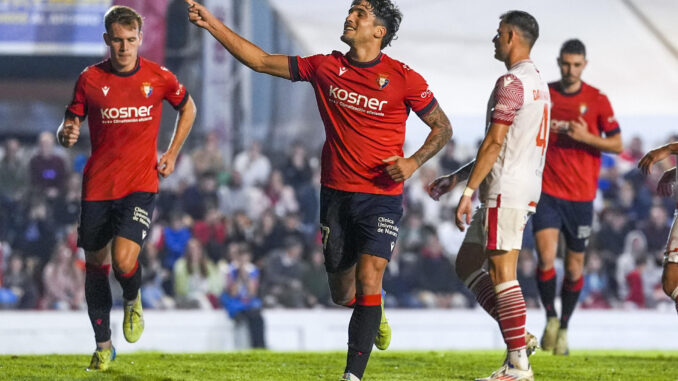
[554,81,585,98]
[345,52,382,68]
[108,57,141,77]
[509,59,532,70]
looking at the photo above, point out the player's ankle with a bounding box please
[96,340,113,350]
[508,348,529,370]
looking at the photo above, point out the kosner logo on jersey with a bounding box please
[328,85,388,111]
[100,106,154,121]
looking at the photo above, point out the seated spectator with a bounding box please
[265,169,299,218]
[416,227,462,307]
[281,141,312,190]
[140,244,175,309]
[2,254,39,309]
[193,208,228,263]
[192,131,226,177]
[301,245,330,307]
[233,140,271,188]
[29,132,68,200]
[579,252,611,309]
[162,212,193,269]
[0,138,28,202]
[220,244,265,348]
[41,243,85,310]
[261,237,308,308]
[173,239,223,309]
[182,171,219,220]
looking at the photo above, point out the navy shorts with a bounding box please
[319,186,403,273]
[78,192,156,251]
[532,193,593,252]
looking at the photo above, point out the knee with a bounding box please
[565,258,584,280]
[662,276,678,298]
[455,253,481,281]
[356,272,381,296]
[330,292,354,306]
[113,250,138,273]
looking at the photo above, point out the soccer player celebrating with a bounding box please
[186,1,452,380]
[57,6,196,370]
[429,11,547,380]
[531,39,622,355]
[639,144,678,317]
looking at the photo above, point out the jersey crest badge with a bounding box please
[141,82,153,98]
[377,74,389,90]
[579,103,588,115]
[102,86,110,96]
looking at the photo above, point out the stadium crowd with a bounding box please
[1,131,677,314]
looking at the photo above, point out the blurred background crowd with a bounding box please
[2,131,677,316]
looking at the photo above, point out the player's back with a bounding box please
[481,60,550,211]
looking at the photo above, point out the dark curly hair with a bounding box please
[352,0,403,49]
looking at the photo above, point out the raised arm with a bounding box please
[158,95,197,178]
[56,115,81,149]
[185,0,291,79]
[382,104,452,182]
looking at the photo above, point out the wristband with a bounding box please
[463,186,474,198]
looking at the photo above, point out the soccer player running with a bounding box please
[57,6,196,370]
[531,39,622,355]
[185,1,452,380]
[429,11,547,381]
[639,144,678,317]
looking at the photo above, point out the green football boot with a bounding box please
[123,290,145,343]
[87,346,116,371]
[554,328,570,355]
[540,316,560,351]
[374,291,391,350]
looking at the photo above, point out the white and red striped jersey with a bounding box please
[479,60,550,212]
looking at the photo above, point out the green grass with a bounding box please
[1,350,677,380]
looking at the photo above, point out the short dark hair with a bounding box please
[560,39,586,57]
[352,0,403,49]
[500,10,539,48]
[104,5,143,34]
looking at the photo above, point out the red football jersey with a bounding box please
[67,57,188,201]
[289,51,437,195]
[542,81,620,201]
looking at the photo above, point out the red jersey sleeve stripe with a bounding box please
[491,118,514,126]
[491,75,523,125]
[171,91,190,110]
[415,98,438,117]
[288,56,301,82]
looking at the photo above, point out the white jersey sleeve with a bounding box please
[479,60,550,211]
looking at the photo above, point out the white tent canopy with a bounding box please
[268,0,678,149]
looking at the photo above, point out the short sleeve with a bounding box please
[597,93,620,137]
[289,54,326,82]
[404,66,437,117]
[161,66,189,110]
[491,74,524,125]
[66,70,88,120]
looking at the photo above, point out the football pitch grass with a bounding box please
[1,350,677,380]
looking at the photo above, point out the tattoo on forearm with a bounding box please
[453,160,475,181]
[413,106,453,166]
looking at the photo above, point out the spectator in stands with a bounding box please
[162,212,193,269]
[29,132,68,199]
[140,244,174,309]
[0,138,28,201]
[252,210,285,266]
[416,226,459,307]
[192,131,226,177]
[2,254,39,309]
[615,230,647,304]
[302,245,331,307]
[579,251,611,309]
[641,204,672,255]
[221,243,265,348]
[218,171,270,220]
[262,236,308,308]
[407,166,442,225]
[53,173,81,227]
[265,169,299,217]
[173,238,222,309]
[192,208,228,263]
[281,141,313,191]
[233,140,271,187]
[182,171,219,220]
[41,242,85,310]
[439,139,462,173]
[15,198,56,265]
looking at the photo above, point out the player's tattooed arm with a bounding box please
[412,104,453,167]
[427,159,475,201]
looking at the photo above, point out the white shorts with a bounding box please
[665,211,678,265]
[463,206,531,251]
